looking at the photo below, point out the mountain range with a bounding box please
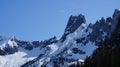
[0,9,120,67]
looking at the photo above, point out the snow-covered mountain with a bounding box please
[0,9,120,67]
[0,36,58,67]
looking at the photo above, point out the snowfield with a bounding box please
[0,52,27,67]
[0,46,41,67]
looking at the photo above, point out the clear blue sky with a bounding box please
[0,0,120,41]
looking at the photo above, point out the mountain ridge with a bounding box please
[0,9,120,67]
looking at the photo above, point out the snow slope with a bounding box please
[0,47,41,67]
[0,9,120,67]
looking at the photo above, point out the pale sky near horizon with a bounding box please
[0,0,120,41]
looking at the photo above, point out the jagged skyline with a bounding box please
[0,0,120,41]
[0,5,120,67]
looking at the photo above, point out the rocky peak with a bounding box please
[60,14,86,42]
[113,9,120,18]
[10,36,16,41]
[108,9,120,38]
[65,14,86,34]
[0,36,18,55]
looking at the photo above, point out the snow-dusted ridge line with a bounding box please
[0,9,120,67]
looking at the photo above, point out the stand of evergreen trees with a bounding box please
[82,16,120,67]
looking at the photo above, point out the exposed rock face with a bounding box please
[77,9,120,45]
[83,11,120,67]
[0,36,18,55]
[60,14,86,42]
[0,36,58,55]
[86,17,112,44]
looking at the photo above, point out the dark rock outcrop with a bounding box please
[60,14,86,42]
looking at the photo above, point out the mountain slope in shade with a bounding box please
[0,9,120,67]
[83,9,120,67]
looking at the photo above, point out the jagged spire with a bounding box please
[113,8,120,18]
[115,8,120,13]
[11,35,16,41]
[65,14,86,33]
[60,14,86,42]
[107,9,120,38]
